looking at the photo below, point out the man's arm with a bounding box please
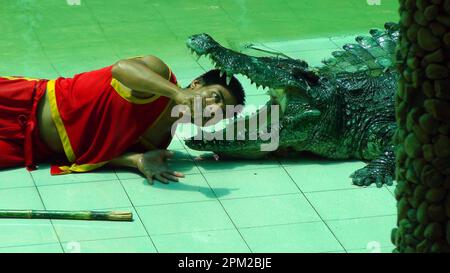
[109,152,142,168]
[111,55,183,100]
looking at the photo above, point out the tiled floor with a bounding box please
[0,0,399,253]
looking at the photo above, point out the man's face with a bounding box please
[186,79,238,126]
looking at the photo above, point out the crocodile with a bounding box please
[184,22,400,188]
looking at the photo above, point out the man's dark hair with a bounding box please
[196,69,245,106]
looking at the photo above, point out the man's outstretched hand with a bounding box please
[136,150,185,185]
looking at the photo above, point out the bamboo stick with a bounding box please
[0,210,133,221]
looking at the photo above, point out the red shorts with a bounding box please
[0,76,55,170]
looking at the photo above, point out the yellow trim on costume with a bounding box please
[110,55,177,104]
[110,78,160,104]
[167,67,173,82]
[47,72,174,173]
[47,80,110,174]
[57,161,109,174]
[2,76,39,81]
[128,55,144,60]
[47,80,76,163]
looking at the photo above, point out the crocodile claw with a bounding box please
[350,166,394,188]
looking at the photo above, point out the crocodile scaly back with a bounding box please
[320,22,399,77]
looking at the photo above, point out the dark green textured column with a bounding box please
[392,0,450,253]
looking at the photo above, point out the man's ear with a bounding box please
[190,79,202,89]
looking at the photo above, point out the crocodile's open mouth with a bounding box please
[183,34,321,154]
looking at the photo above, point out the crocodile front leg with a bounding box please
[350,145,395,187]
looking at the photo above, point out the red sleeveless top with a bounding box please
[48,65,178,175]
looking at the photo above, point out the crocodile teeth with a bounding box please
[220,70,226,78]
[226,75,233,85]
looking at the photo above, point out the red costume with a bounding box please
[0,65,178,175]
[0,76,53,170]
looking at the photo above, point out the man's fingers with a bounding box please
[162,167,185,178]
[141,170,154,185]
[146,171,184,185]
[169,170,185,178]
[161,172,180,182]
[155,174,169,184]
[161,150,174,160]
[146,174,155,185]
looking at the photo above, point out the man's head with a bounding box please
[185,69,245,126]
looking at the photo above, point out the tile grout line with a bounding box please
[0,241,61,252]
[329,38,342,49]
[150,0,187,43]
[28,169,65,253]
[2,155,396,252]
[0,214,397,252]
[278,164,349,253]
[13,6,64,252]
[26,10,61,77]
[137,192,303,206]
[10,179,394,211]
[173,148,394,252]
[198,179,254,253]
[284,184,379,194]
[0,235,152,252]
[324,213,397,223]
[0,183,43,192]
[82,0,121,60]
[236,212,397,231]
[385,184,396,198]
[113,170,160,253]
[28,148,190,189]
[346,246,395,253]
[2,171,387,195]
[217,1,236,30]
[186,150,254,253]
[100,198,397,226]
[195,164,282,174]
[141,227,242,239]
[33,174,122,188]
[58,234,148,245]
[238,220,323,231]
[279,162,397,194]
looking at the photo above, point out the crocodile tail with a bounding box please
[320,22,399,77]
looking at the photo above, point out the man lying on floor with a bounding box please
[0,55,245,184]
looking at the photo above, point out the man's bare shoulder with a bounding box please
[112,55,173,99]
